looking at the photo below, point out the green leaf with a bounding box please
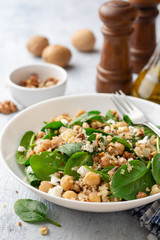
[64,152,93,180]
[68,111,104,127]
[30,151,68,180]
[105,109,116,121]
[111,136,132,151]
[84,128,108,137]
[14,199,61,227]
[111,160,155,200]
[88,111,101,115]
[123,115,133,126]
[41,121,63,132]
[87,133,96,142]
[15,131,36,164]
[152,153,160,184]
[57,143,84,157]
[24,167,41,187]
[85,166,114,182]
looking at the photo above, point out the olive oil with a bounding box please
[131,43,160,104]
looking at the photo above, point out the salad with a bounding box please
[15,109,160,202]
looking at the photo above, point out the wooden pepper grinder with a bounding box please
[96,1,137,94]
[129,0,159,73]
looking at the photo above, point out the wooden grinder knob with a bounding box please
[96,1,137,94]
[129,0,159,73]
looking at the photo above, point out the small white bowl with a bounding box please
[8,63,67,107]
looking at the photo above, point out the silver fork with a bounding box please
[111,90,160,137]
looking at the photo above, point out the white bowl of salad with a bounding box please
[0,94,160,212]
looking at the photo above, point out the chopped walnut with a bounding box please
[0,101,17,114]
[39,226,49,235]
[136,192,147,199]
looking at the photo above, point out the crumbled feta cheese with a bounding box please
[128,158,134,162]
[77,166,91,177]
[18,146,26,152]
[127,163,133,173]
[118,127,126,132]
[129,126,137,134]
[36,138,43,146]
[48,186,63,197]
[27,166,34,174]
[72,166,79,171]
[107,119,115,125]
[145,187,150,192]
[120,169,125,175]
[81,141,95,153]
[61,119,68,126]
[138,136,149,145]
[104,126,110,132]
[50,174,60,185]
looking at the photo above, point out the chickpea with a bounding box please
[116,121,128,127]
[115,142,125,155]
[60,175,74,191]
[75,109,86,117]
[89,192,101,202]
[26,150,35,159]
[39,181,53,193]
[100,154,110,168]
[63,190,78,200]
[42,139,53,150]
[90,120,103,129]
[83,172,100,186]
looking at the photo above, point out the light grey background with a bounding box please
[0,1,160,239]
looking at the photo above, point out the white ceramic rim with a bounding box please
[8,63,67,92]
[0,93,160,212]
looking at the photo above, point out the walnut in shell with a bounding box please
[71,29,95,52]
[26,35,49,57]
[42,45,71,67]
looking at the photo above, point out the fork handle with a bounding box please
[143,121,160,137]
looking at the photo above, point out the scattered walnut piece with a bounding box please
[18,222,22,227]
[0,101,17,114]
[136,192,147,199]
[39,226,49,235]
[2,203,7,208]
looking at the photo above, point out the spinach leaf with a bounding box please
[57,143,84,157]
[15,131,36,164]
[105,109,116,121]
[30,151,68,180]
[152,153,160,184]
[24,167,41,187]
[68,111,104,127]
[64,152,93,180]
[111,136,132,151]
[41,121,63,132]
[85,166,114,182]
[43,129,59,140]
[84,128,108,137]
[123,115,133,126]
[88,111,101,115]
[111,160,155,200]
[14,199,61,227]
[87,133,96,142]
